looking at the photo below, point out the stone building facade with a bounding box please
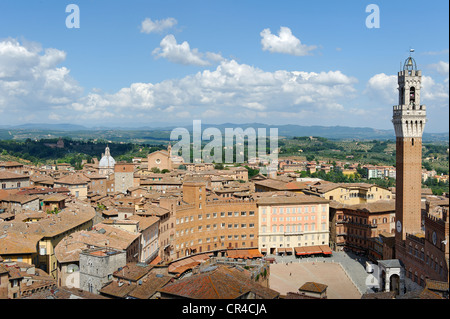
[257,194,330,255]
[79,247,126,295]
[114,163,134,194]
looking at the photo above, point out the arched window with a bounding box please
[410,87,416,105]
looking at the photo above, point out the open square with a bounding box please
[269,261,362,299]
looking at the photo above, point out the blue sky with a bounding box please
[0,0,448,132]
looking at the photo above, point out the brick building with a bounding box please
[173,177,258,259]
[391,56,448,289]
[328,200,396,258]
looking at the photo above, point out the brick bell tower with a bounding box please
[392,55,427,248]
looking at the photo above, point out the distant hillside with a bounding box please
[8,123,88,131]
[176,123,448,142]
[0,123,448,142]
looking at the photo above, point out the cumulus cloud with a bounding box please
[140,17,177,34]
[67,59,357,122]
[260,26,317,56]
[428,61,449,76]
[364,73,397,104]
[152,35,224,66]
[0,39,359,125]
[422,75,449,101]
[0,39,82,112]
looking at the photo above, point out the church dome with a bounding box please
[99,146,115,168]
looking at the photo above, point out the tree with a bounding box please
[150,167,161,173]
[422,161,432,171]
[357,164,367,179]
[244,166,260,178]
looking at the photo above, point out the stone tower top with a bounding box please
[392,56,427,139]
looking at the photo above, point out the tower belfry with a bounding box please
[392,55,427,244]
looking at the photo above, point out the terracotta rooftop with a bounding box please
[91,223,140,249]
[126,215,159,231]
[0,161,24,167]
[137,204,170,217]
[42,194,67,202]
[113,262,153,281]
[55,173,90,185]
[159,265,279,299]
[23,287,109,299]
[127,272,173,299]
[351,200,396,213]
[168,253,213,275]
[299,282,328,293]
[99,280,136,298]
[425,279,449,292]
[15,186,70,196]
[361,291,396,299]
[13,210,47,222]
[1,203,95,256]
[0,232,42,255]
[254,178,289,190]
[1,194,39,204]
[0,171,29,180]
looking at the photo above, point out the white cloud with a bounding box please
[422,49,449,56]
[364,73,397,104]
[140,17,177,34]
[428,61,449,76]
[422,75,449,101]
[0,39,358,126]
[152,35,223,66]
[0,39,82,113]
[260,27,317,56]
[67,59,357,123]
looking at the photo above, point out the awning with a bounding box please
[226,249,263,259]
[304,246,322,254]
[319,245,332,255]
[294,247,307,256]
[294,245,332,256]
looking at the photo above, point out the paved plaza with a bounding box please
[268,251,371,299]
